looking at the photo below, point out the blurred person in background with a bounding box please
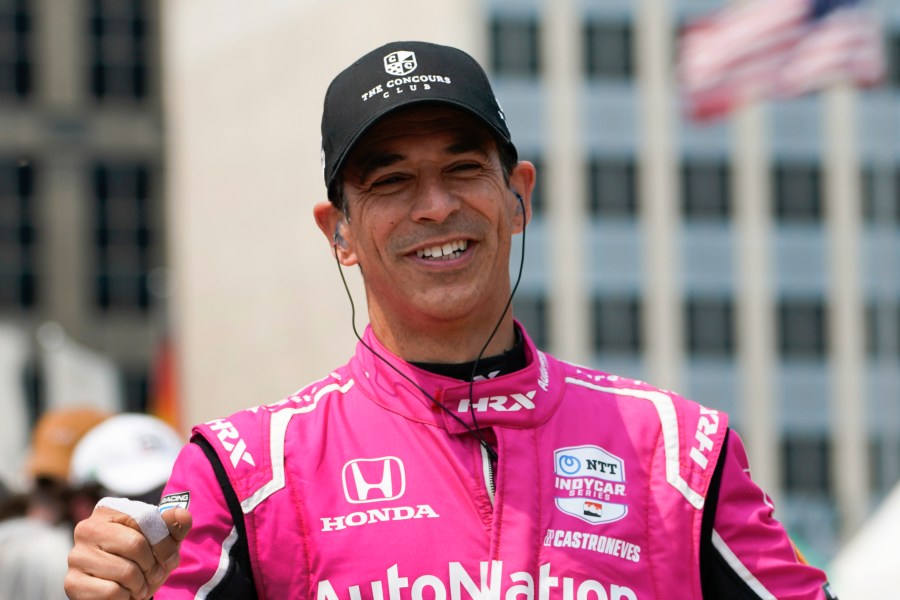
[0,406,109,600]
[67,413,184,521]
[0,411,182,600]
[0,515,73,600]
[0,406,110,526]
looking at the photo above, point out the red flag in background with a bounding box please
[678,0,886,122]
[148,336,181,433]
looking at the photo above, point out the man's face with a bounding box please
[323,105,533,331]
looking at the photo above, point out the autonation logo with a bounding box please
[316,561,638,600]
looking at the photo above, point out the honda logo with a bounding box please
[342,457,405,504]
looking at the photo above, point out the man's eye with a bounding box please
[450,163,480,173]
[372,175,406,187]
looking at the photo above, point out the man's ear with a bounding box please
[313,201,358,266]
[508,161,536,232]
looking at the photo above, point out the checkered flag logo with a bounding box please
[384,51,417,76]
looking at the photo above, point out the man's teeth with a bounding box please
[417,240,468,260]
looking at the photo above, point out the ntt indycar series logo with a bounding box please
[554,446,628,525]
[316,562,638,600]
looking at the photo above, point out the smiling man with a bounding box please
[65,41,837,600]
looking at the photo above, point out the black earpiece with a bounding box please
[512,190,524,215]
[333,227,347,249]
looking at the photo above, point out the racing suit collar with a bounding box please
[350,323,563,433]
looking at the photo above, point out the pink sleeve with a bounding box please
[154,440,237,599]
[712,431,835,600]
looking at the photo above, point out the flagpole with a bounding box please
[823,83,869,539]
[542,0,590,364]
[637,0,682,392]
[733,100,781,502]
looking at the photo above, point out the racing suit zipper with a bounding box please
[481,444,496,506]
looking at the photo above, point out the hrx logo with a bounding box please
[207,418,255,467]
[457,391,537,413]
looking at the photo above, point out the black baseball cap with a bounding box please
[320,41,517,200]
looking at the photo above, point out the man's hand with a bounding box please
[65,503,193,600]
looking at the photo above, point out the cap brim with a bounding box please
[328,98,516,196]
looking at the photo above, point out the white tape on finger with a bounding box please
[97,497,170,545]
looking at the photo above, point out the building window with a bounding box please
[89,0,151,100]
[686,297,735,357]
[592,295,642,354]
[774,163,822,221]
[778,298,827,358]
[0,0,31,98]
[890,31,900,88]
[682,160,730,219]
[489,16,540,77]
[528,156,545,216]
[122,367,149,412]
[515,293,548,349]
[866,302,900,359]
[0,160,36,308]
[782,435,831,494]
[862,166,900,223]
[584,21,633,79]
[588,158,637,217]
[93,162,155,311]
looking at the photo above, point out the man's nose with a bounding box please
[410,178,461,223]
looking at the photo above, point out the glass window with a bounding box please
[682,160,730,219]
[778,298,828,358]
[489,16,540,77]
[774,163,822,221]
[0,159,36,308]
[515,293,548,350]
[686,297,735,357]
[861,166,900,223]
[89,0,151,100]
[122,367,149,412]
[92,162,155,311]
[584,21,633,79]
[592,295,642,354]
[528,156,545,216]
[0,0,31,98]
[890,31,900,88]
[782,435,831,494]
[866,301,900,359]
[588,157,637,217]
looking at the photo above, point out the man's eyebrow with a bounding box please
[445,137,491,157]
[355,153,405,183]
[352,134,492,183]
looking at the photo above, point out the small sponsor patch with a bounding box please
[583,501,603,518]
[554,445,628,525]
[159,491,190,512]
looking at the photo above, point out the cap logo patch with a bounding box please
[384,51,417,76]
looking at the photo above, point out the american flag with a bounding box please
[678,0,886,122]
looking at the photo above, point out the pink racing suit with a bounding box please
[157,326,834,600]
